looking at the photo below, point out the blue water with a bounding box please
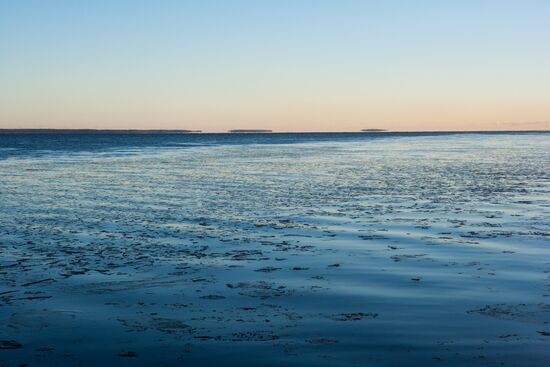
[0,131,546,159]
[0,132,549,366]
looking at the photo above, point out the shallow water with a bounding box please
[1,132,549,366]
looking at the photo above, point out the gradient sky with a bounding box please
[1,0,549,132]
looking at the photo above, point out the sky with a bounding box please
[1,0,549,132]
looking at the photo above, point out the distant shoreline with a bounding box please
[0,129,548,135]
[0,129,202,134]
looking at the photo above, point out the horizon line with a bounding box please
[1,128,549,134]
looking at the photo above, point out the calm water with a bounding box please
[1,132,549,366]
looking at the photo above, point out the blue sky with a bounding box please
[1,0,549,131]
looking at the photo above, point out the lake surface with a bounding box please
[1,132,549,366]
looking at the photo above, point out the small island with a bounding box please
[361,129,388,132]
[228,129,273,133]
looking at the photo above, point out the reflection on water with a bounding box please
[0,132,549,366]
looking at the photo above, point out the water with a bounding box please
[1,132,549,366]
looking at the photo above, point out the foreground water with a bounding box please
[1,132,549,366]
